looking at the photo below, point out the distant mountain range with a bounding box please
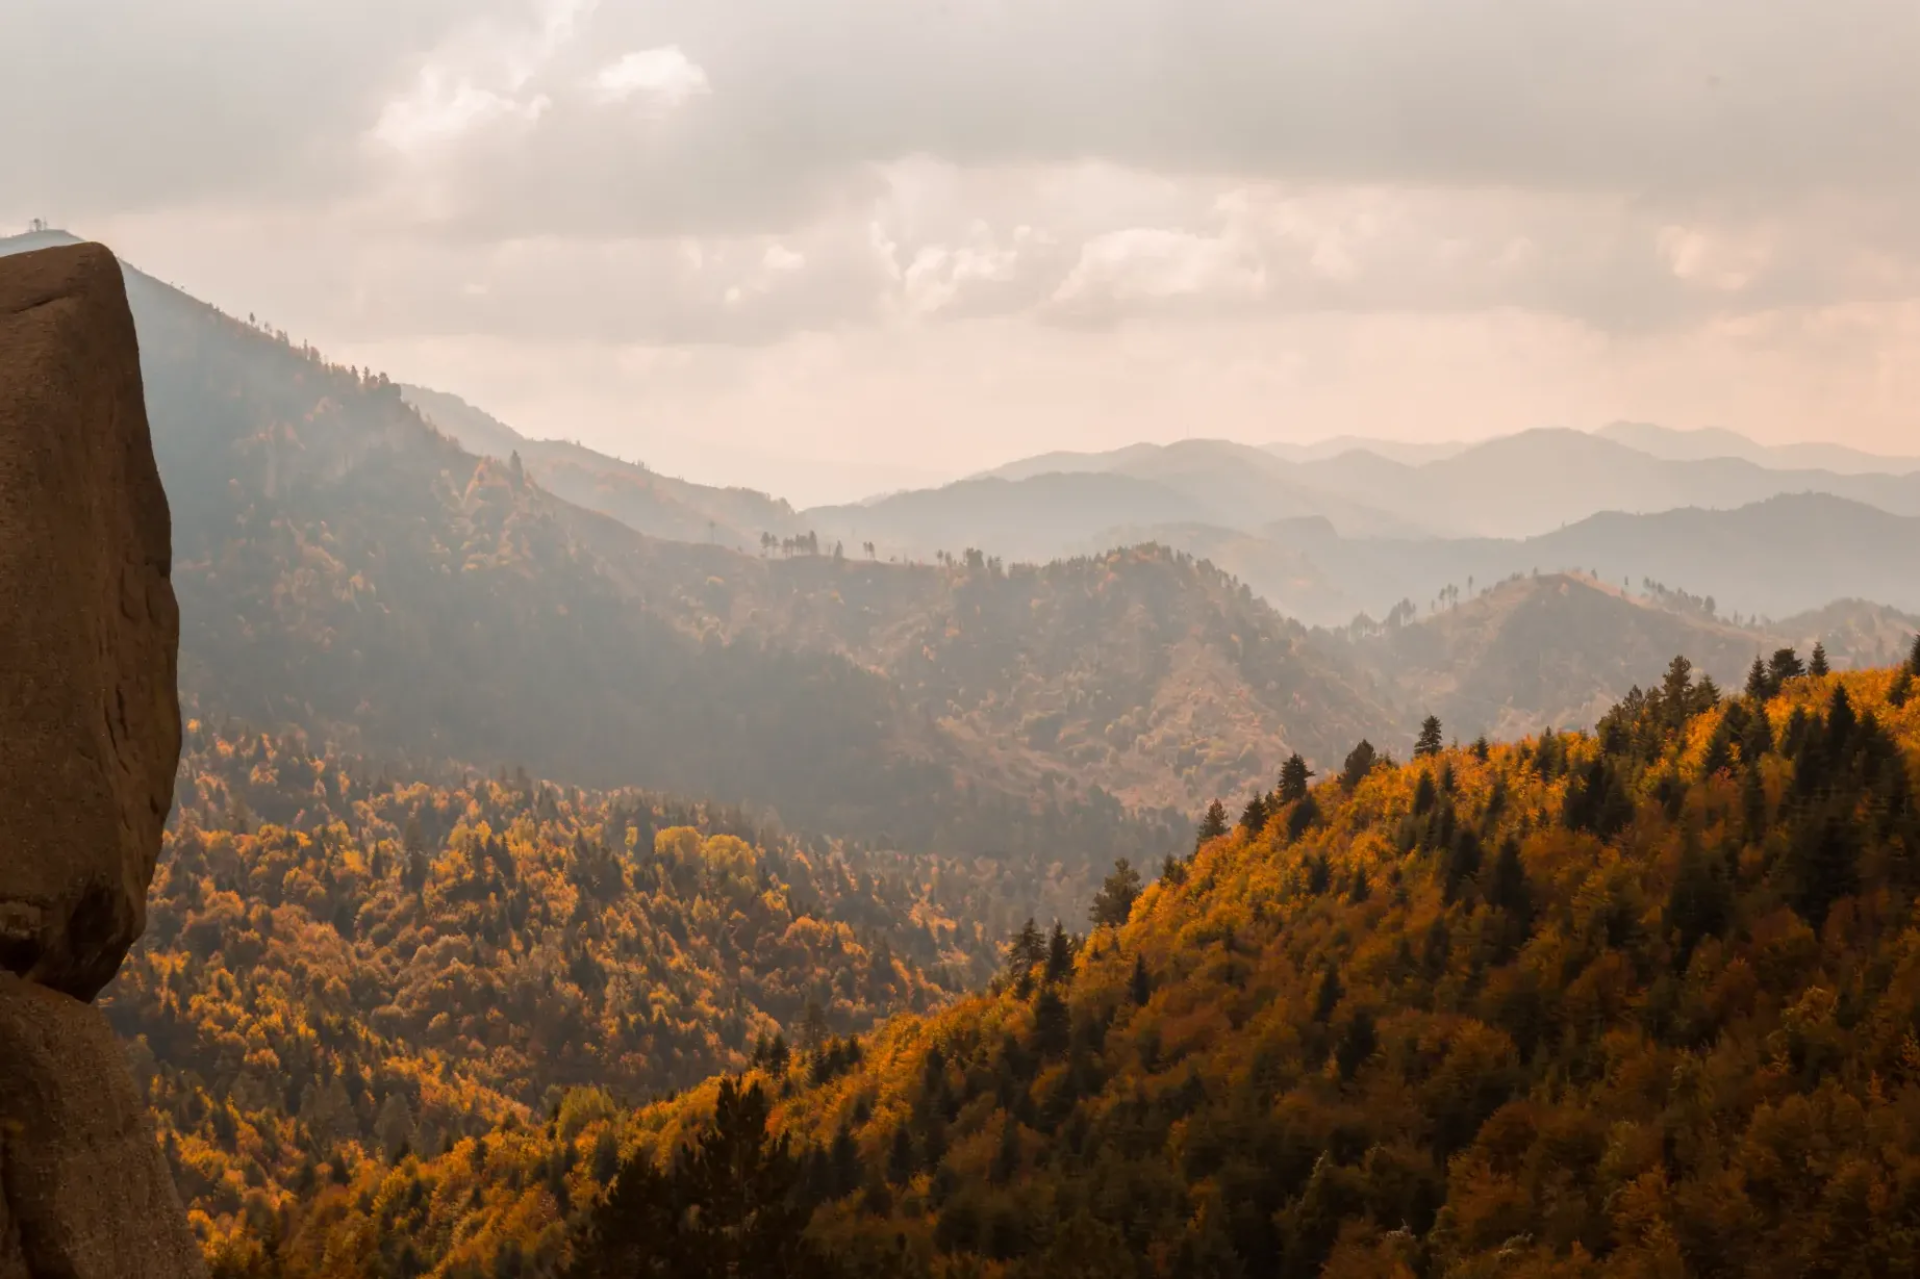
[7,227,1914,820]
[1259,421,1920,474]
[1596,420,1920,474]
[1122,490,1920,626]
[1334,569,1918,744]
[401,383,808,549]
[809,441,1920,623]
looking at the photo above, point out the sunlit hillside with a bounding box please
[211,646,1920,1277]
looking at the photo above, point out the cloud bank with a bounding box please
[6,0,1918,500]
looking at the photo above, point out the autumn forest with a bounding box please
[6,225,1920,1279]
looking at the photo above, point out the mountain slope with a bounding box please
[535,533,1404,813]
[401,383,807,550]
[234,659,1920,1277]
[0,232,1190,863]
[1296,428,1920,538]
[1178,493,1920,628]
[1341,572,1777,742]
[1598,420,1920,475]
[1337,571,1920,743]
[805,473,1216,564]
[810,444,1418,567]
[1100,440,1427,538]
[107,720,1067,1257]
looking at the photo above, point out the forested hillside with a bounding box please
[400,384,808,551]
[1337,571,1920,744]
[210,646,1920,1277]
[609,647,1920,1278]
[36,232,1905,841]
[568,539,1397,814]
[104,717,1099,1262]
[100,244,1211,862]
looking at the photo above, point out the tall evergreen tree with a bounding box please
[1196,800,1230,848]
[567,1078,831,1279]
[1809,642,1831,677]
[1415,716,1445,758]
[1277,753,1316,805]
[1487,835,1533,953]
[1909,632,1920,677]
[1239,791,1270,835]
[1044,922,1074,984]
[1089,859,1143,929]
[1746,655,1772,701]
[1007,919,1045,979]
[1339,740,1378,789]
[1768,646,1806,686]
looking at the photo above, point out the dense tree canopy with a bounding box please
[110,718,1093,1267]
[172,655,1920,1278]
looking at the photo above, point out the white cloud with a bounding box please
[366,0,596,155]
[763,243,805,272]
[11,0,1920,486]
[371,70,550,152]
[1048,227,1266,323]
[591,46,710,110]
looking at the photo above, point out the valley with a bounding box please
[6,229,1920,1279]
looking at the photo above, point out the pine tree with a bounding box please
[1666,842,1732,966]
[1741,701,1775,763]
[1746,655,1772,701]
[1312,967,1344,1022]
[1089,859,1143,929]
[1277,753,1316,804]
[1661,655,1695,723]
[1768,646,1806,686]
[1007,920,1045,979]
[1488,835,1532,940]
[1415,716,1445,758]
[1909,632,1920,677]
[1791,810,1861,930]
[1809,642,1831,677]
[1031,988,1070,1058]
[567,1078,830,1278]
[1129,954,1153,1006]
[1339,740,1377,789]
[1239,791,1270,835]
[886,1125,915,1185]
[1044,922,1074,984]
[1702,717,1736,778]
[1196,800,1230,848]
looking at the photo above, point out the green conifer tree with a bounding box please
[1196,800,1230,848]
[1340,740,1377,789]
[1415,716,1445,758]
[1277,753,1316,805]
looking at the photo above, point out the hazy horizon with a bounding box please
[11,0,1920,504]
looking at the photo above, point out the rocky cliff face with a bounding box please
[0,243,202,1277]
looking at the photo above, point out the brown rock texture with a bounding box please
[0,974,205,1278]
[0,242,181,1002]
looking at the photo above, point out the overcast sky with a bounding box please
[8,0,1920,504]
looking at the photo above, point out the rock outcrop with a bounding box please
[0,241,180,1003]
[0,243,202,1278]
[0,976,206,1278]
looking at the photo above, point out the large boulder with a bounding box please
[0,974,205,1278]
[0,242,180,1002]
